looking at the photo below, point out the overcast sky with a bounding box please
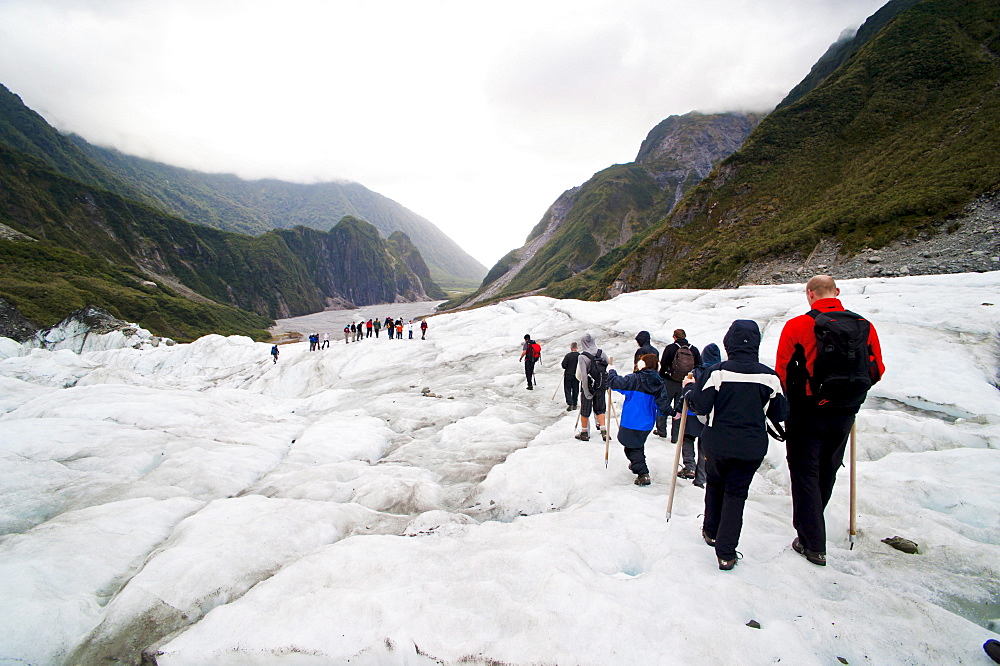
[0,0,887,268]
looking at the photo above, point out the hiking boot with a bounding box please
[526,385,533,390]
[717,553,741,571]
[634,473,651,486]
[567,405,574,411]
[599,428,609,442]
[984,639,1000,664]
[653,430,666,438]
[677,469,696,480]
[792,537,827,566]
[693,481,705,489]
[574,431,590,441]
[702,530,716,547]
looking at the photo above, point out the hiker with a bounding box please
[776,275,884,567]
[675,342,721,486]
[366,319,373,338]
[633,330,659,372]
[343,325,350,343]
[271,344,279,363]
[385,316,394,339]
[687,319,788,571]
[607,353,671,486]
[575,333,610,441]
[560,342,581,411]
[321,332,330,349]
[519,334,541,390]
[350,322,357,342]
[658,329,702,440]
[358,321,366,342]
[395,319,403,339]
[407,320,414,339]
[420,319,428,339]
[373,317,381,338]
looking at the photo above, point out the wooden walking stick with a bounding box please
[665,397,690,522]
[850,421,858,549]
[551,381,559,401]
[602,357,618,468]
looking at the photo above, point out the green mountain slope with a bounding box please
[588,0,1000,295]
[448,112,761,308]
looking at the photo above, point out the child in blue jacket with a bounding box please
[607,354,672,486]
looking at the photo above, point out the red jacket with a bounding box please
[776,297,885,401]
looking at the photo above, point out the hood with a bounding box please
[579,333,598,355]
[635,330,651,347]
[635,368,664,393]
[723,320,760,360]
[701,343,722,366]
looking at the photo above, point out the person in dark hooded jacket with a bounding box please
[675,342,723,486]
[687,320,788,571]
[607,353,672,485]
[633,331,659,371]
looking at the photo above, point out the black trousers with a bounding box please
[703,451,764,560]
[524,359,536,387]
[786,406,856,553]
[619,426,651,475]
[656,377,683,436]
[563,375,580,407]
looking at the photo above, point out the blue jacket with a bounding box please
[687,320,789,460]
[608,368,671,432]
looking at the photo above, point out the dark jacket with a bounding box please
[561,351,581,378]
[633,331,660,368]
[687,320,788,461]
[608,368,671,431]
[659,338,702,381]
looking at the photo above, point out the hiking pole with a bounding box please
[551,381,559,401]
[603,356,617,469]
[665,398,689,522]
[850,421,858,550]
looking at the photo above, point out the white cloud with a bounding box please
[0,0,888,266]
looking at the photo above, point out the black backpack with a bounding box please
[668,344,696,381]
[581,350,609,392]
[809,309,881,408]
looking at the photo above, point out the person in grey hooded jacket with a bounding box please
[687,320,788,571]
[575,333,610,441]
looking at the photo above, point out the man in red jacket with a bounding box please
[776,275,885,566]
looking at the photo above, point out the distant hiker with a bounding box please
[519,334,541,390]
[675,342,722,487]
[407,320,414,339]
[373,317,382,338]
[385,316,394,339]
[271,344,279,363]
[658,329,702,440]
[311,333,319,351]
[561,342,581,411]
[343,325,350,343]
[633,330,659,372]
[575,333,610,441]
[776,275,884,567]
[687,320,788,571]
[321,332,330,349]
[420,319,428,340]
[358,321,366,342]
[350,322,357,342]
[366,319,373,338]
[607,353,671,486]
[396,320,403,339]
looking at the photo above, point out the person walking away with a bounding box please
[385,316,393,339]
[676,342,722,486]
[775,275,884,567]
[420,319,428,339]
[519,334,541,390]
[366,319,373,338]
[322,332,330,349]
[575,333,610,441]
[407,320,414,339]
[396,320,403,339]
[634,330,659,372]
[271,344,279,363]
[607,354,671,486]
[358,321,366,342]
[658,329,702,440]
[350,322,357,342]
[343,325,350,344]
[561,342,581,411]
[687,320,788,571]
[374,317,381,338]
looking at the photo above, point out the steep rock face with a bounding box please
[453,112,761,307]
[387,231,447,300]
[0,296,38,342]
[24,305,169,354]
[604,0,1000,296]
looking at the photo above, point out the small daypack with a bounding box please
[581,350,609,391]
[668,344,696,381]
[530,342,541,361]
[809,309,880,408]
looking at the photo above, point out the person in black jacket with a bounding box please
[687,320,788,571]
[561,342,581,411]
[676,342,722,486]
[633,331,659,371]
[657,329,702,439]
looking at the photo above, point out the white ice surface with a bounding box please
[1,273,998,665]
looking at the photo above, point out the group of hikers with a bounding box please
[522,275,885,572]
[343,317,428,343]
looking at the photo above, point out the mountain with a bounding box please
[386,231,448,300]
[450,112,762,308]
[0,83,485,290]
[582,0,1000,296]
